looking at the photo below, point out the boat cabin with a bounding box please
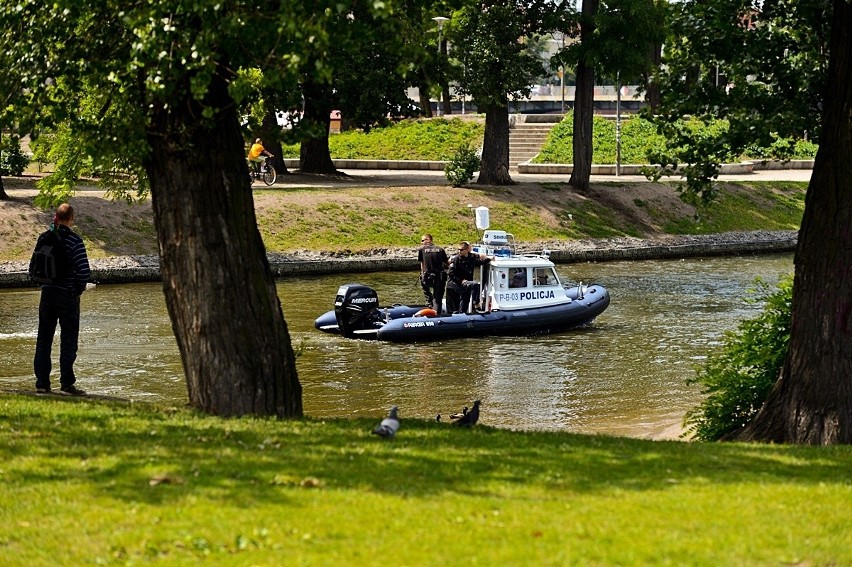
[471,230,568,312]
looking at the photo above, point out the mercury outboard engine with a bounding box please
[334,283,382,338]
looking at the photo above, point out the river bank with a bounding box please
[0,169,805,287]
[0,230,797,287]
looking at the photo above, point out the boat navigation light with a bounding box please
[542,248,551,258]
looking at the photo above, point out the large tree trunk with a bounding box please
[259,100,287,175]
[145,64,302,418]
[299,80,336,174]
[733,0,851,445]
[476,104,513,185]
[569,0,598,192]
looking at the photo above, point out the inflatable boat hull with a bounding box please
[314,284,610,343]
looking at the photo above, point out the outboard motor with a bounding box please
[334,284,382,338]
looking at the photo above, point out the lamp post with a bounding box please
[616,71,621,176]
[433,16,449,117]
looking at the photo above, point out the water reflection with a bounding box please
[0,254,793,438]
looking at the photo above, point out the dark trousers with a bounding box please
[420,274,446,314]
[446,282,480,314]
[34,288,80,389]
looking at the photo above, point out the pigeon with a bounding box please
[449,406,468,421]
[452,400,480,427]
[372,405,400,439]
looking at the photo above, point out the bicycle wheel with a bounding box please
[262,165,277,186]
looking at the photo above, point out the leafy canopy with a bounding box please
[647,0,831,201]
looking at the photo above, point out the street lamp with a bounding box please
[433,16,449,117]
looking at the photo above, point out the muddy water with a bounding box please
[0,254,793,438]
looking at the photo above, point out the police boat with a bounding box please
[314,207,610,343]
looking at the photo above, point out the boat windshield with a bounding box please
[533,266,559,286]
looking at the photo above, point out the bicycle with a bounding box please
[248,157,277,186]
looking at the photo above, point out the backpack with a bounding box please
[30,229,71,285]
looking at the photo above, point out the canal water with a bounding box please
[0,254,793,438]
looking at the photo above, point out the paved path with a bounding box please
[271,167,812,188]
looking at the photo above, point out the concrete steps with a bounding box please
[509,118,561,168]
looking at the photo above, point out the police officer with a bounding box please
[418,234,449,314]
[446,241,490,314]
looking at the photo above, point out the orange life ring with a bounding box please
[413,308,438,318]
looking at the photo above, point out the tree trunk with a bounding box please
[476,104,514,185]
[299,80,337,174]
[144,64,303,418]
[644,41,662,113]
[569,0,598,192]
[259,100,287,175]
[733,0,851,445]
[418,76,433,118]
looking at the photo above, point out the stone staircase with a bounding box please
[509,115,562,168]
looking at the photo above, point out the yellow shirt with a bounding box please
[248,143,265,160]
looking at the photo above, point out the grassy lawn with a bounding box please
[1,395,849,565]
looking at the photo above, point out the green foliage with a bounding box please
[536,115,817,180]
[282,118,485,160]
[557,0,668,85]
[444,143,481,187]
[648,0,830,200]
[684,276,793,441]
[744,135,820,161]
[30,115,149,209]
[0,134,29,176]
[452,1,569,107]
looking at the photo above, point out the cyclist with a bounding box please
[247,138,273,174]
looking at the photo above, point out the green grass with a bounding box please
[660,183,806,234]
[252,182,805,253]
[281,117,485,160]
[534,116,818,165]
[1,395,850,565]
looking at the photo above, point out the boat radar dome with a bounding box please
[475,206,490,230]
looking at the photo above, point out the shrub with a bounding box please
[0,134,30,176]
[444,143,480,187]
[684,275,793,441]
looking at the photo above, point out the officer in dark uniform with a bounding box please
[446,241,491,314]
[418,234,449,314]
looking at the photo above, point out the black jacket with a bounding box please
[447,253,489,288]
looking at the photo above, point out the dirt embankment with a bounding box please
[0,173,798,284]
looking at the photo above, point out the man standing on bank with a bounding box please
[30,204,91,396]
[418,234,449,314]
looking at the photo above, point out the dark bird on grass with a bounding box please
[453,400,480,427]
[372,405,400,439]
[449,406,469,421]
